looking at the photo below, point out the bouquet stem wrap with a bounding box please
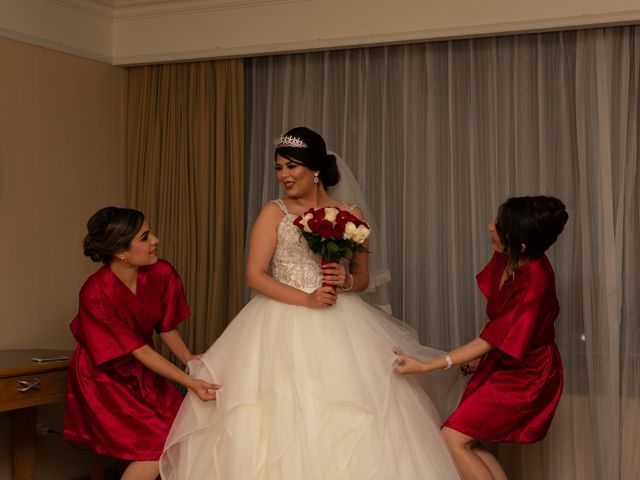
[320,257,337,292]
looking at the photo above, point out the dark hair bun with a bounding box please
[320,153,340,187]
[83,238,107,263]
[83,207,145,264]
[546,197,569,239]
[496,196,568,264]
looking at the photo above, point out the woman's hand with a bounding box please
[321,262,349,288]
[394,354,428,375]
[460,358,481,376]
[187,378,222,402]
[307,286,337,308]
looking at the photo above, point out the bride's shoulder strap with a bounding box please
[344,203,359,214]
[270,199,289,214]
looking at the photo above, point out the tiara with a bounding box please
[275,134,308,149]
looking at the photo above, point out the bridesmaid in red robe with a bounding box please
[63,207,220,480]
[396,196,568,480]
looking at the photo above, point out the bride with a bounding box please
[160,127,462,479]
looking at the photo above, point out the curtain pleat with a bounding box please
[127,60,244,354]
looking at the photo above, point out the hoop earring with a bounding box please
[313,173,320,185]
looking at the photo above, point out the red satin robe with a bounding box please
[444,252,563,443]
[63,259,191,460]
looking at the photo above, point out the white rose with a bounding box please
[343,222,357,240]
[300,213,313,233]
[353,225,370,244]
[324,207,339,224]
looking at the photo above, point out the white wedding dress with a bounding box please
[160,200,462,479]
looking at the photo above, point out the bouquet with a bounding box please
[293,207,370,290]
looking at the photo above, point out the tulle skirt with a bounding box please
[161,291,463,479]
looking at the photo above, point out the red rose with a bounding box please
[333,223,345,238]
[318,219,334,238]
[336,210,350,227]
[307,217,320,232]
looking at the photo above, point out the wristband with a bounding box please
[340,273,354,291]
[443,355,453,370]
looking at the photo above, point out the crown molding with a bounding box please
[43,0,115,19]
[113,0,309,19]
[4,2,640,66]
[113,9,640,65]
[41,0,308,20]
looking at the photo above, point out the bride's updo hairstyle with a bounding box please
[496,196,568,268]
[83,206,145,264]
[275,127,340,187]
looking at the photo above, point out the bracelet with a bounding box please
[443,355,453,370]
[340,273,354,291]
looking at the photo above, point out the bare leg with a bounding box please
[120,460,159,480]
[472,444,508,480]
[442,427,502,480]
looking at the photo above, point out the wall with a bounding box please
[0,36,127,479]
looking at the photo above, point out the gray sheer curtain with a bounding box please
[244,27,639,479]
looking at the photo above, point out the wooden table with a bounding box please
[0,349,71,480]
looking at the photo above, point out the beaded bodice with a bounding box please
[270,199,354,290]
[271,213,324,290]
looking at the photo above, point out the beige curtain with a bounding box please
[127,60,244,354]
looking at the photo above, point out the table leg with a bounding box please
[11,407,37,480]
[90,453,105,480]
